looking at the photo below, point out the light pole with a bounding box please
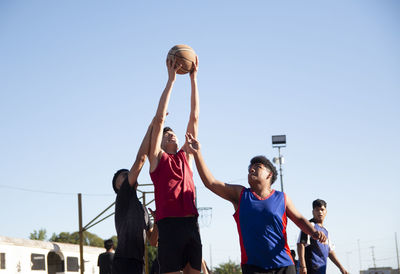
[272,135,286,192]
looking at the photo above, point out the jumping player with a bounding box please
[185,133,327,274]
[297,199,348,274]
[112,121,158,274]
[148,57,201,274]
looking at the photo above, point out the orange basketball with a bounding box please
[167,45,197,74]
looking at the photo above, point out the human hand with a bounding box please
[311,230,327,243]
[185,133,200,154]
[340,268,348,274]
[190,56,199,80]
[166,57,182,82]
[299,266,307,274]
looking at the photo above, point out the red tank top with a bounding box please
[150,149,198,221]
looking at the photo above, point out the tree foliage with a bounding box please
[49,231,104,247]
[213,260,242,274]
[30,228,47,240]
[147,244,157,271]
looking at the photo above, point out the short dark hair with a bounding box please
[312,199,327,209]
[163,126,174,134]
[104,239,114,250]
[112,169,129,194]
[249,155,277,184]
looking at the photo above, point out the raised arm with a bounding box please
[186,133,243,209]
[286,195,327,243]
[182,57,199,162]
[127,119,153,187]
[149,59,180,173]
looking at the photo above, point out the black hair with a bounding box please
[163,126,174,134]
[104,239,114,250]
[249,155,278,184]
[112,168,129,194]
[312,199,327,209]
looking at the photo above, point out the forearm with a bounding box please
[155,80,174,123]
[292,216,317,237]
[193,151,215,189]
[128,122,153,185]
[148,224,158,247]
[297,243,307,268]
[329,252,346,273]
[187,78,199,137]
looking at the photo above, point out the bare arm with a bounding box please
[186,133,243,209]
[182,57,199,164]
[297,242,307,274]
[286,195,327,243]
[146,225,158,247]
[329,251,348,274]
[127,119,153,187]
[146,208,158,247]
[149,59,180,173]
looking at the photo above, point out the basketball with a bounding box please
[167,45,197,74]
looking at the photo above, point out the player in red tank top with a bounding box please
[148,57,201,274]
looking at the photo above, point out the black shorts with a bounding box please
[157,217,202,273]
[242,264,296,274]
[112,257,143,274]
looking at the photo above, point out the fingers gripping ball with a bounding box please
[167,45,197,74]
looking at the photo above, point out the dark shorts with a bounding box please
[112,257,143,274]
[157,217,202,273]
[242,264,296,274]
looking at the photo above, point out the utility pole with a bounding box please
[358,239,362,271]
[395,232,400,271]
[78,193,84,274]
[370,246,376,268]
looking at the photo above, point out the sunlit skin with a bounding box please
[312,205,327,225]
[161,130,179,154]
[247,163,273,198]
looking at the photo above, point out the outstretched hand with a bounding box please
[190,56,199,80]
[166,57,182,82]
[311,230,327,243]
[185,133,200,154]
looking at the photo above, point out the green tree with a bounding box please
[111,235,118,248]
[50,231,104,247]
[213,260,241,274]
[30,228,47,240]
[147,244,157,270]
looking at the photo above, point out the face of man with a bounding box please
[248,163,272,184]
[161,130,178,152]
[312,205,327,224]
[115,172,128,191]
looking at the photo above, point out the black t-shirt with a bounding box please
[97,251,114,274]
[114,177,151,261]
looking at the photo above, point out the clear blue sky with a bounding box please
[1,1,399,272]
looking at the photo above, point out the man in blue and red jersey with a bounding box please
[297,199,348,274]
[148,57,201,274]
[185,133,327,274]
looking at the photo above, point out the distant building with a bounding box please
[360,267,399,274]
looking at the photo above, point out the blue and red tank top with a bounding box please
[233,188,294,269]
[150,149,198,222]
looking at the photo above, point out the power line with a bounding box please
[0,184,113,196]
